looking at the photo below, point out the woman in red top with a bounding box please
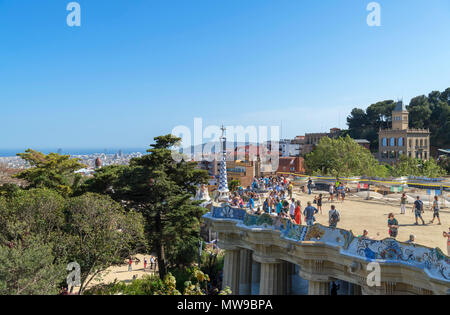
[294,201,302,225]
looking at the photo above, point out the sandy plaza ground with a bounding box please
[72,254,158,293]
[291,190,449,251]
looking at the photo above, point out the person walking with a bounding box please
[328,184,335,202]
[307,178,313,195]
[340,184,346,203]
[143,257,147,271]
[400,193,407,214]
[150,256,155,270]
[128,257,133,272]
[430,196,441,225]
[412,196,425,225]
[303,201,318,226]
[328,205,340,229]
[315,194,323,214]
[387,213,399,238]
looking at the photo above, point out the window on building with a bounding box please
[409,139,412,147]
[382,138,387,146]
[382,151,388,159]
[420,139,423,146]
[424,139,427,147]
[415,139,418,147]
[390,138,396,147]
[398,151,403,156]
[398,137,404,147]
[389,151,396,159]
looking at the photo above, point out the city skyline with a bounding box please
[1,0,450,149]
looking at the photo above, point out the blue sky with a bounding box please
[1,0,449,150]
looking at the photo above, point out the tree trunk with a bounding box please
[155,210,166,279]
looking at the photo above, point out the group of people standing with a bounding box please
[327,180,347,202]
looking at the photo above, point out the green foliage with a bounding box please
[437,156,450,174]
[228,179,240,192]
[65,193,146,294]
[0,235,66,295]
[0,189,145,295]
[84,268,231,296]
[0,189,67,294]
[347,100,395,151]
[305,135,388,177]
[82,135,210,279]
[387,156,446,178]
[84,275,168,295]
[14,149,86,197]
[346,88,450,151]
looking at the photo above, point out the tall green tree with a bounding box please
[14,149,86,197]
[346,88,450,152]
[305,135,388,177]
[0,189,67,295]
[65,193,146,294]
[82,135,209,279]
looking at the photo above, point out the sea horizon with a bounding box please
[0,148,148,157]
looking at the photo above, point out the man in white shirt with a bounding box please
[328,184,335,202]
[289,198,296,220]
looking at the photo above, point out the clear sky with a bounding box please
[1,0,449,150]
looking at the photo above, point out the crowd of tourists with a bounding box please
[225,176,449,255]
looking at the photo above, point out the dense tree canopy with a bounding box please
[304,136,388,177]
[14,149,86,197]
[81,135,210,279]
[0,188,145,295]
[347,88,450,152]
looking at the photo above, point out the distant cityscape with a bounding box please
[0,149,145,174]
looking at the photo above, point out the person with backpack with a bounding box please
[412,196,425,225]
[328,205,340,229]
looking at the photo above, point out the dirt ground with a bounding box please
[292,190,449,251]
[72,254,158,294]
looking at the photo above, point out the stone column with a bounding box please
[308,280,330,295]
[222,249,240,295]
[253,254,287,295]
[259,262,285,295]
[239,249,253,295]
[251,261,261,295]
[285,262,294,295]
[276,261,287,295]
